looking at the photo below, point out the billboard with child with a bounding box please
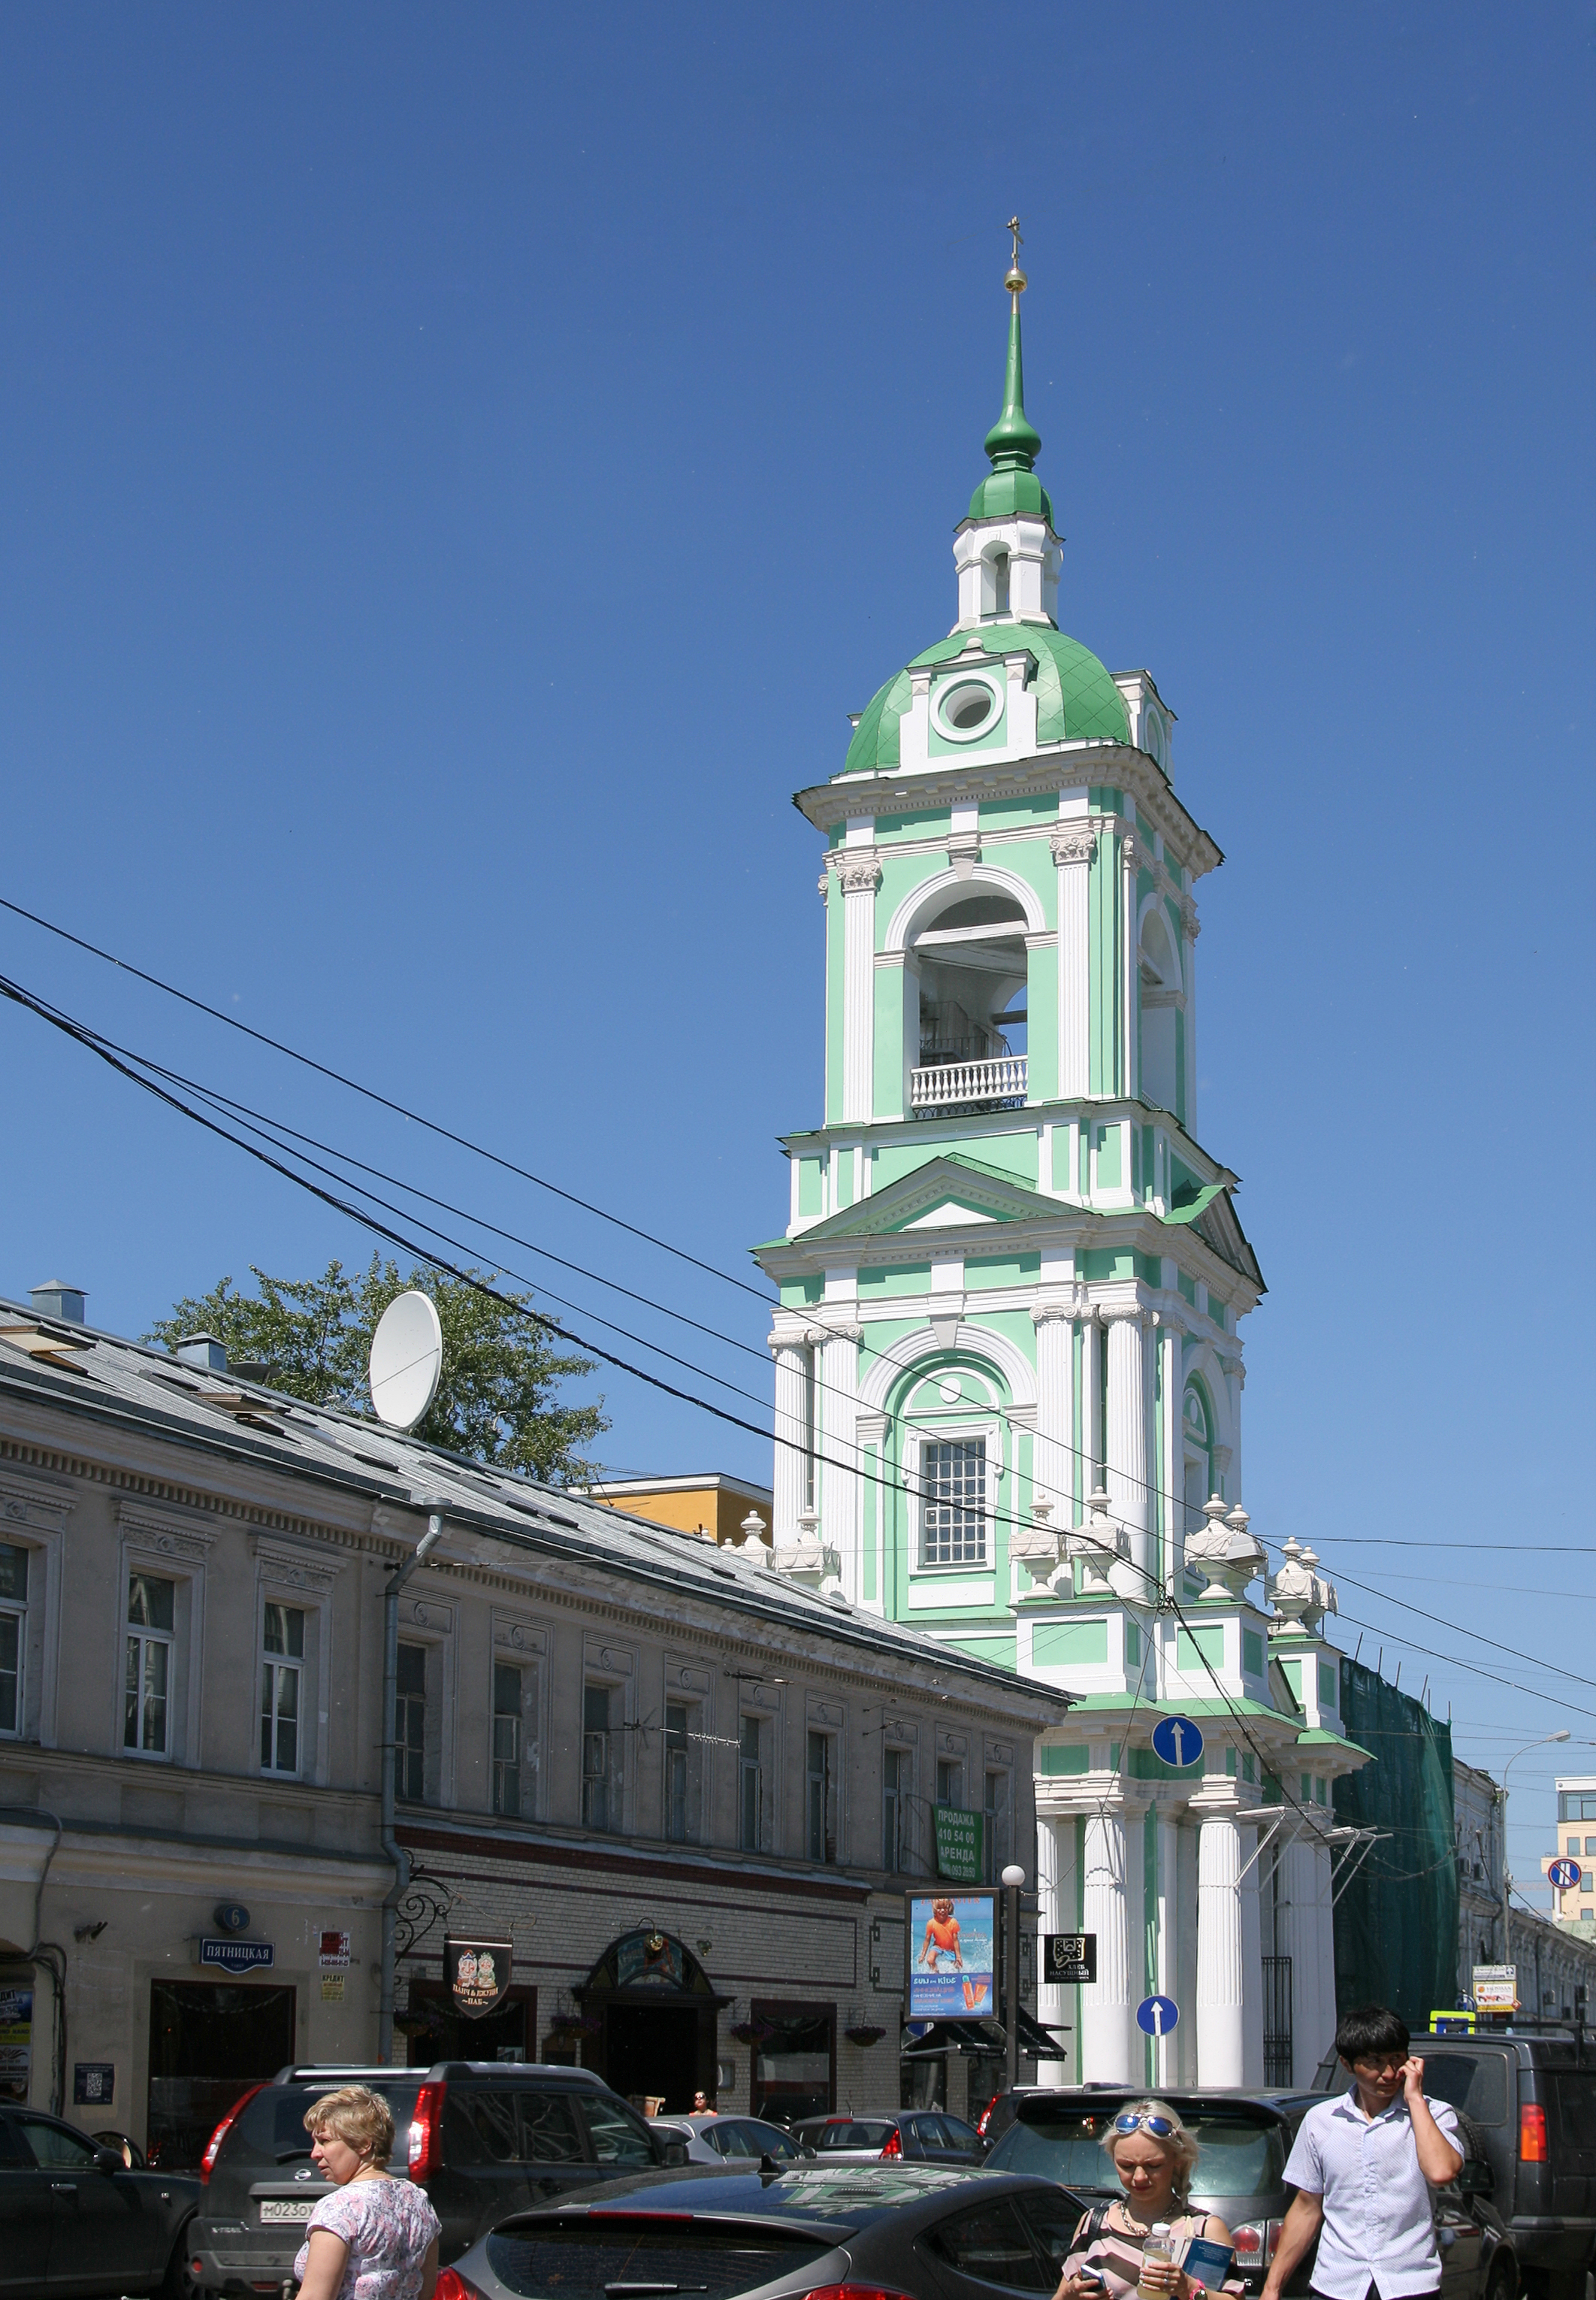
[905,1890,997,2020]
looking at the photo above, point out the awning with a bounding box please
[901,2008,1069,2059]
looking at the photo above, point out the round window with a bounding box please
[934,673,1001,740]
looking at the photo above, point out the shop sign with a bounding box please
[1042,1932,1097,1985]
[905,1890,996,2020]
[446,1936,512,2018]
[321,1975,346,2003]
[1473,1963,1518,2011]
[199,1936,275,1972]
[0,1986,32,2089]
[74,2062,115,2105]
[319,1930,351,1968]
[932,1804,984,1884]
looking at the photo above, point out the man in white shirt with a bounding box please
[1261,2005,1464,2300]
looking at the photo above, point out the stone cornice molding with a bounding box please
[829,849,882,895]
[251,1534,346,1595]
[0,1463,77,1531]
[1097,1300,1152,1330]
[118,1496,219,1563]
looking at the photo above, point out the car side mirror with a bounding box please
[1456,2160,1493,2196]
[92,2147,124,2176]
[659,2139,689,2168]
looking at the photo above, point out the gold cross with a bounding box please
[1008,215,1023,265]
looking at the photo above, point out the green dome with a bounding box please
[842,623,1130,777]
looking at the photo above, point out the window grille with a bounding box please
[921,1439,987,1566]
[259,1602,304,1775]
[1261,1954,1293,2085]
[395,1641,426,1802]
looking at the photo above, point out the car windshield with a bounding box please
[485,2225,836,2298]
[225,2081,422,2164]
[987,2111,1286,2198]
[812,2121,893,2151]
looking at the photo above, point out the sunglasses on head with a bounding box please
[1114,2112,1177,2138]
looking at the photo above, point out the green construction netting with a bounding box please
[1332,1659,1458,2031]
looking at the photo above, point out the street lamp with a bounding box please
[1499,1729,1571,1972]
[1001,1863,1026,2093]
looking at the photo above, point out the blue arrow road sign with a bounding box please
[1549,1859,1583,1890]
[1151,1714,1204,1769]
[1137,1995,1180,2036]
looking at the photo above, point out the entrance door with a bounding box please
[601,2003,700,2114]
[147,1981,295,2168]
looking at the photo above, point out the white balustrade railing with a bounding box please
[910,1055,1027,1110]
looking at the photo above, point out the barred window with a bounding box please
[921,1439,987,1566]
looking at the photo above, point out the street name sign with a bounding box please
[1137,1994,1180,2035]
[1042,1932,1098,1985]
[1150,1715,1204,1769]
[199,1936,274,1972]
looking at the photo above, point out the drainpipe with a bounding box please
[379,1509,446,2064]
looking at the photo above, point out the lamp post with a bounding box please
[1499,1729,1570,1981]
[1001,1863,1026,2093]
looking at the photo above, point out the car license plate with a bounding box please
[259,2198,315,2222]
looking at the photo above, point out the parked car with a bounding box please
[0,2100,200,2298]
[652,2114,809,2165]
[442,2159,1090,2300]
[188,2059,691,2291]
[790,2110,987,2165]
[1413,2032,1596,2300]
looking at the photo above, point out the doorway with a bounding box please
[147,1980,295,2168]
[601,2002,701,2112]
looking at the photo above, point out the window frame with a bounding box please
[806,1728,839,1866]
[258,1598,307,1778]
[582,1678,626,1834]
[982,1764,1012,1884]
[663,1697,703,1845]
[395,1639,428,1804]
[493,1657,528,1818]
[915,1427,995,1572]
[883,1745,911,1874]
[0,1540,29,1740]
[739,1711,771,1854]
[123,1569,178,1760]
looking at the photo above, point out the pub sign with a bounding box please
[446,1936,513,2018]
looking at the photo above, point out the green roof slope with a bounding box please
[842,624,1130,778]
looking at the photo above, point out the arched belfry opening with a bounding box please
[576,1928,724,2112]
[1138,904,1182,1114]
[910,890,1029,1112]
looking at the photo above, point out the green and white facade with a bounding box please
[755,274,1369,2090]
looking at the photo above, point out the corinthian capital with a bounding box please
[1050,825,1096,867]
[832,849,881,895]
[1099,1300,1152,1330]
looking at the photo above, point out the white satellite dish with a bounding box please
[368,1291,443,1432]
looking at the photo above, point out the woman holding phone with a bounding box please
[1054,2102,1235,2300]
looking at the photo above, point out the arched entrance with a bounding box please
[579,1930,724,2114]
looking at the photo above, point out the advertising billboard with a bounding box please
[905,1890,997,2020]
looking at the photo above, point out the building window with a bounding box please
[124,1572,176,1756]
[740,1714,767,1852]
[664,1702,693,1843]
[983,1768,1011,1883]
[936,1757,964,1811]
[807,1730,837,1864]
[493,1662,526,1817]
[395,1641,426,1802]
[921,1439,987,1567]
[259,1602,304,1775]
[582,1681,623,1832]
[0,1543,28,1738]
[883,1748,908,1872]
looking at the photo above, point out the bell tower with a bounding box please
[754,228,1369,2093]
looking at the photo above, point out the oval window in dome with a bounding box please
[934,672,1002,740]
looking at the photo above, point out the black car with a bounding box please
[189,2059,690,2292]
[0,2101,200,2298]
[1416,2032,1596,2300]
[445,2160,1090,2300]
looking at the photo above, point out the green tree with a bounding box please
[147,1255,607,1484]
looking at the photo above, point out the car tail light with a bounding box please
[804,2286,919,2300]
[1231,2222,1279,2265]
[199,2081,267,2183]
[1519,2104,1548,2163]
[879,2126,902,2158]
[408,2078,448,2180]
[976,2093,1001,2138]
[436,2272,485,2300]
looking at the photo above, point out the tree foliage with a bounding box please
[147,1256,607,1484]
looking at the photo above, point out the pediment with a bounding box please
[900,1198,999,1229]
[1162,1179,1265,1291]
[799,1154,1053,1244]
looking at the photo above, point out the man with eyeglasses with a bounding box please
[1261,2005,1462,2300]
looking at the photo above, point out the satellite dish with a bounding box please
[368,1291,443,1432]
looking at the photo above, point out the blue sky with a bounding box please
[2,5,1591,1902]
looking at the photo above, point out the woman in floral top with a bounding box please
[292,2084,440,2300]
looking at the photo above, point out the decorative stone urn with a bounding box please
[1185,1493,1266,1600]
[1067,1487,1126,1596]
[1266,1535,1338,1634]
[1011,1493,1066,1592]
[772,1508,840,1590]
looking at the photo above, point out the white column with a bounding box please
[1279,1838,1324,2087]
[1105,1307,1152,1599]
[1158,1319,1182,1592]
[1120,830,1141,1099]
[1125,1802,1147,2082]
[1239,1821,1263,2084]
[1081,1807,1133,2081]
[1309,1839,1337,2079]
[1033,1307,1072,1519]
[1195,1812,1246,2087]
[839,850,880,1124]
[771,1340,809,1543]
[818,1327,860,1599]
[1080,1312,1102,1519]
[1181,903,1199,1138]
[1035,1815,1070,2084]
[1052,821,1095,1100]
[1155,1813,1181,2090]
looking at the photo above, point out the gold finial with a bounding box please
[1004,214,1027,304]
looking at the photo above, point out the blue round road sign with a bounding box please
[1150,1714,1204,1770]
[1137,1994,1180,2036]
[1549,1858,1583,1890]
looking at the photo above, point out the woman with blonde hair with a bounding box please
[291,2084,441,2300]
[1054,2102,1235,2300]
